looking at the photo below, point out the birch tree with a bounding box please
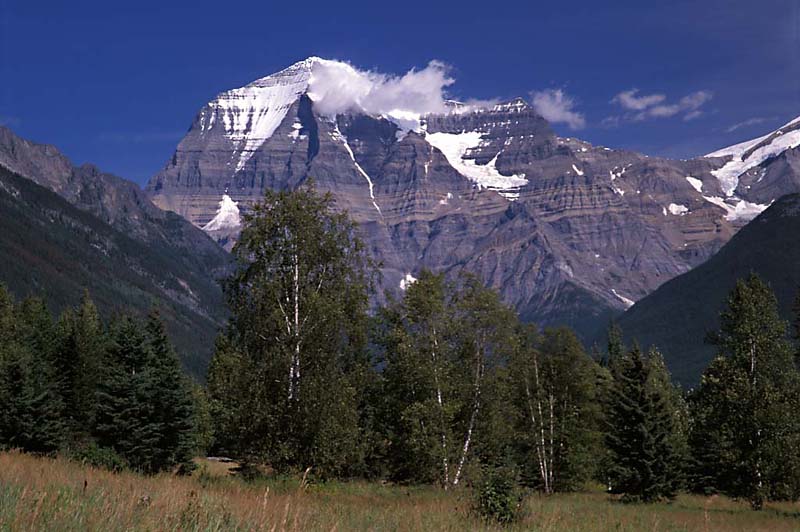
[450,274,516,487]
[379,272,515,488]
[690,275,800,509]
[378,270,456,485]
[511,326,603,493]
[213,183,372,477]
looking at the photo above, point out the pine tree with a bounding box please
[93,313,197,474]
[690,274,800,509]
[605,345,680,502]
[214,183,373,477]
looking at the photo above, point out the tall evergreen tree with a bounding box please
[94,316,152,470]
[144,310,197,473]
[54,291,104,436]
[210,183,372,477]
[690,274,800,509]
[0,292,65,453]
[605,345,680,502]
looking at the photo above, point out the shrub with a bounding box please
[68,442,127,472]
[473,466,523,524]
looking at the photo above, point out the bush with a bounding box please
[67,442,127,472]
[473,466,523,524]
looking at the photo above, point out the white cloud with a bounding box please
[308,60,456,130]
[608,89,713,123]
[611,89,666,111]
[725,117,768,133]
[530,89,586,130]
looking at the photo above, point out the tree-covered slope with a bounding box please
[0,165,225,376]
[615,193,800,386]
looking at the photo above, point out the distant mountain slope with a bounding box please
[615,193,800,386]
[0,127,231,281]
[0,128,232,377]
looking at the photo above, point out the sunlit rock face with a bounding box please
[145,58,800,339]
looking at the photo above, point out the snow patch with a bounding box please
[203,194,241,231]
[571,163,584,176]
[611,289,635,309]
[425,131,528,200]
[686,176,703,193]
[701,195,770,222]
[399,273,417,291]
[667,203,689,216]
[207,58,322,172]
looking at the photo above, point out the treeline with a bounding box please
[205,185,800,511]
[3,184,800,514]
[0,289,197,474]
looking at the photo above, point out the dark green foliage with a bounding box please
[209,183,372,478]
[605,345,682,502]
[0,165,227,378]
[67,440,127,471]
[94,313,196,474]
[689,275,800,509]
[615,194,800,386]
[0,288,66,453]
[473,465,523,524]
[511,326,604,493]
[53,291,104,436]
[0,283,199,474]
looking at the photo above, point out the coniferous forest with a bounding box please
[3,184,800,523]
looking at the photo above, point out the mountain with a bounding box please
[146,57,800,339]
[614,193,800,386]
[0,127,231,376]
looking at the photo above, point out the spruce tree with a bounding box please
[93,316,151,471]
[54,291,104,437]
[144,310,197,473]
[605,345,680,502]
[0,292,65,453]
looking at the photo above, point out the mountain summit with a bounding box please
[146,58,800,339]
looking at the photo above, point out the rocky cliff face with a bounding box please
[146,57,800,338]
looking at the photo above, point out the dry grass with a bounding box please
[0,451,799,531]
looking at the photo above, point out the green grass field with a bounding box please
[1,452,799,531]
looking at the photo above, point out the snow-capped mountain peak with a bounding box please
[199,58,330,172]
[707,115,800,197]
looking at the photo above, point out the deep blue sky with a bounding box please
[1,0,798,185]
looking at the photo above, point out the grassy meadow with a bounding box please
[0,452,799,531]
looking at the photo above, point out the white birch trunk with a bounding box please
[453,342,484,487]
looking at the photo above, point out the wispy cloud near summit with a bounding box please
[530,89,586,130]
